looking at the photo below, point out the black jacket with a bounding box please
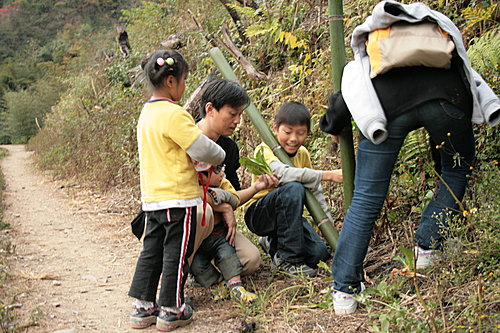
[320,92,352,136]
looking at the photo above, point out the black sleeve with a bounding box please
[320,92,352,136]
[216,136,241,190]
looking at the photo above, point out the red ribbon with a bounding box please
[197,168,213,227]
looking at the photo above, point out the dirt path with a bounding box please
[0,145,242,333]
[1,145,369,333]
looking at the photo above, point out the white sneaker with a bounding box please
[332,283,365,315]
[414,245,436,269]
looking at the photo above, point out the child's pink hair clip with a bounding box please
[156,57,165,66]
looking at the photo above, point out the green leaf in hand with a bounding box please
[239,147,273,175]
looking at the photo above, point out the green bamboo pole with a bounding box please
[328,0,355,209]
[209,47,339,249]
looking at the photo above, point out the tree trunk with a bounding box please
[183,71,219,120]
[236,0,258,10]
[328,0,355,210]
[218,0,248,43]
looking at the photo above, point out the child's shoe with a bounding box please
[129,300,159,329]
[227,280,257,302]
[156,304,193,332]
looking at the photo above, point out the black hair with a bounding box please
[275,101,311,132]
[140,49,189,89]
[199,78,250,118]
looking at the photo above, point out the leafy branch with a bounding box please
[239,147,273,175]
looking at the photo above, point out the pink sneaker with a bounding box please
[156,304,193,332]
[129,301,159,329]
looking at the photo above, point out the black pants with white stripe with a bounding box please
[128,207,196,307]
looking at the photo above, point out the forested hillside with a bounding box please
[0,0,137,143]
[1,0,499,332]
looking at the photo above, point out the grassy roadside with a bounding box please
[0,147,20,331]
[0,148,7,227]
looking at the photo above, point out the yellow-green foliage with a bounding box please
[467,30,500,79]
[28,0,499,201]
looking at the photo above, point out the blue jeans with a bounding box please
[332,100,474,293]
[245,182,330,267]
[190,223,242,287]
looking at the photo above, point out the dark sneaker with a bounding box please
[129,302,159,329]
[272,253,317,277]
[156,304,193,332]
[258,236,271,255]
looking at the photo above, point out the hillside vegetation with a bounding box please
[0,0,499,332]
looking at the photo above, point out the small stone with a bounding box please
[52,281,62,286]
[52,329,76,333]
[13,214,20,217]
[82,274,98,282]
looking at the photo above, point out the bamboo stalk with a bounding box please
[328,0,355,209]
[209,47,339,249]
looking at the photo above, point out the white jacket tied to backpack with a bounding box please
[342,0,500,144]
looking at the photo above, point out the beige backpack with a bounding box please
[366,21,456,78]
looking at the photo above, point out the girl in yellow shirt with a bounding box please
[128,49,225,331]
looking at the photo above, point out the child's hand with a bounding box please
[322,169,343,183]
[212,203,237,246]
[224,216,237,247]
[254,174,279,191]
